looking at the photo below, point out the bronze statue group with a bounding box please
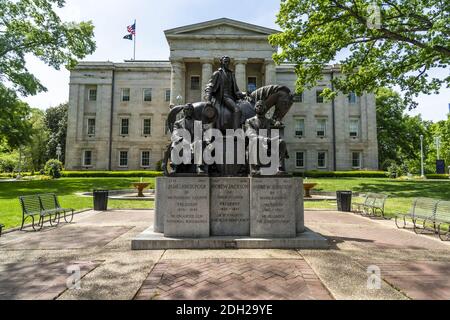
[164,56,294,177]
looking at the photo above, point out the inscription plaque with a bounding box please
[250,178,297,238]
[164,177,210,238]
[210,178,250,236]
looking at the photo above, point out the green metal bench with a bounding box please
[435,200,450,241]
[19,194,74,231]
[352,193,389,218]
[395,198,439,234]
[39,193,74,224]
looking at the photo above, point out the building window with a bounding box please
[122,88,130,102]
[141,151,151,167]
[296,151,305,168]
[352,152,362,168]
[191,76,200,90]
[120,118,129,135]
[293,93,303,103]
[119,151,128,167]
[318,151,327,169]
[294,118,305,137]
[316,118,327,137]
[316,90,324,103]
[349,118,360,138]
[83,150,92,167]
[165,89,171,102]
[87,118,96,136]
[88,88,97,101]
[143,88,152,102]
[143,118,152,136]
[247,77,257,93]
[348,92,357,104]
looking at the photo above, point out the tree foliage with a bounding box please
[0,0,96,96]
[376,87,436,172]
[25,108,49,171]
[0,0,95,150]
[270,0,449,108]
[0,86,33,148]
[44,102,67,162]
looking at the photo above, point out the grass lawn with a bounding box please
[0,177,449,230]
[0,178,155,229]
[304,177,450,218]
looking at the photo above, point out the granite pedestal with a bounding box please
[132,176,328,249]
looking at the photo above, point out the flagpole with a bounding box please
[133,19,136,60]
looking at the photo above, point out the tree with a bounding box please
[0,0,95,148]
[24,108,49,171]
[270,0,449,108]
[0,86,33,148]
[44,102,67,163]
[376,87,430,172]
[0,0,96,96]
[429,116,450,168]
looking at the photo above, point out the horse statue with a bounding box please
[162,85,295,176]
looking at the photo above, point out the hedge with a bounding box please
[425,174,450,180]
[60,171,164,178]
[61,170,388,178]
[0,172,35,178]
[294,171,388,178]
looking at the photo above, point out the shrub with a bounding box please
[426,174,449,180]
[293,171,387,178]
[44,159,63,179]
[0,152,18,173]
[386,163,408,178]
[61,171,163,178]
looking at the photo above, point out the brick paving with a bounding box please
[358,260,450,300]
[0,226,132,250]
[306,211,450,251]
[135,259,332,300]
[0,209,448,300]
[306,210,450,300]
[0,260,99,300]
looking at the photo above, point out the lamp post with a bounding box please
[435,136,441,160]
[420,135,425,178]
[56,144,62,162]
[16,146,24,180]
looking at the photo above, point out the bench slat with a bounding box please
[435,201,450,223]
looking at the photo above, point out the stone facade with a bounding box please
[66,18,379,172]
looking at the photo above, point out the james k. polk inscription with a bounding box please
[164,177,210,238]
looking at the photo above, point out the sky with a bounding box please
[22,0,450,122]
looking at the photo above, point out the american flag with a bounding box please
[127,22,136,35]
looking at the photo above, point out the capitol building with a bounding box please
[65,18,379,172]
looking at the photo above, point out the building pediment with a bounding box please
[165,18,279,39]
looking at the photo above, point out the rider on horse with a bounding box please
[204,56,246,131]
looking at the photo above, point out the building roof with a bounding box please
[164,17,280,37]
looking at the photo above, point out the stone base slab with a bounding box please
[131,227,329,250]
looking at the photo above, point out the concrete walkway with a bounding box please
[0,209,448,300]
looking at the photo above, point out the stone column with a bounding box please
[234,58,247,92]
[170,59,186,105]
[265,59,277,86]
[201,59,214,98]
